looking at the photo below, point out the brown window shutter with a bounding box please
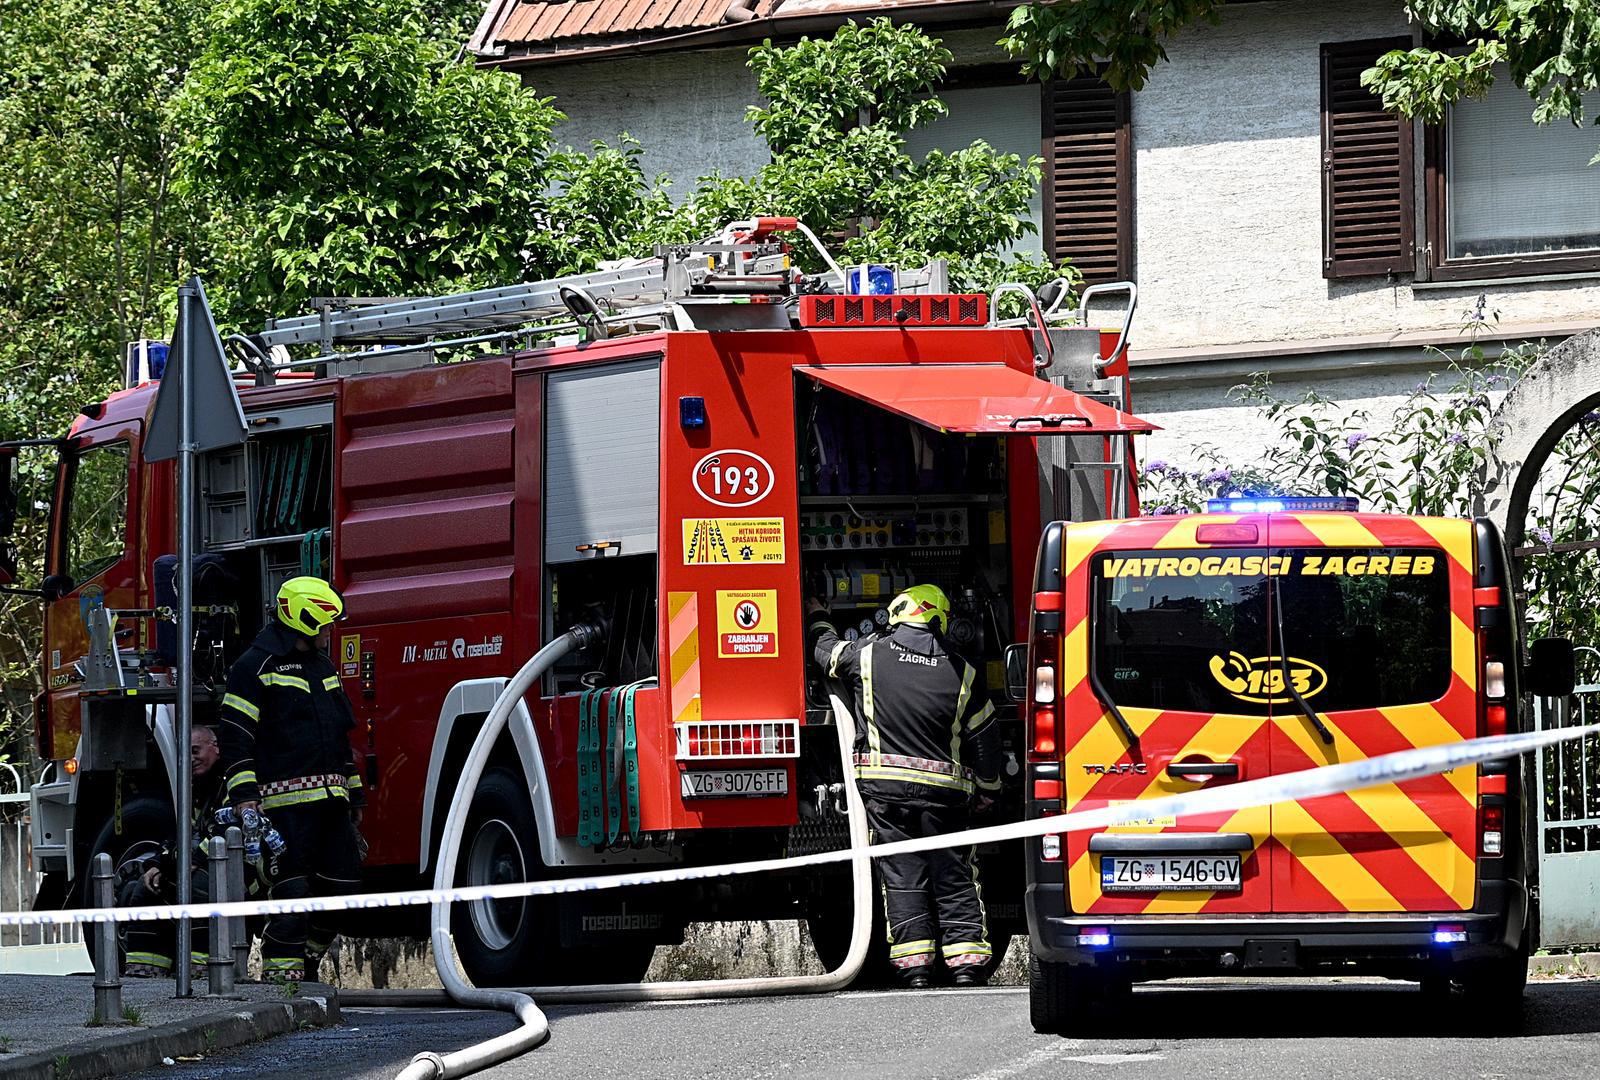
[1042,72,1131,284]
[1321,38,1415,278]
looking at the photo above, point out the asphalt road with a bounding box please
[128,979,1600,1080]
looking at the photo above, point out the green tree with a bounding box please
[174,0,568,326]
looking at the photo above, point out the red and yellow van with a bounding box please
[1015,498,1572,1032]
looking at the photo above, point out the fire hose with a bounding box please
[351,618,876,1080]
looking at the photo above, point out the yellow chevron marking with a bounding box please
[1450,611,1477,693]
[667,590,695,621]
[1060,617,1088,696]
[1410,516,1475,575]
[1340,783,1475,908]
[1380,703,1476,804]
[1275,800,1404,911]
[669,635,699,686]
[1063,520,1125,579]
[1291,513,1383,549]
[1063,707,1162,810]
[1153,514,1241,549]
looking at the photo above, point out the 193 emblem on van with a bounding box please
[1209,650,1328,704]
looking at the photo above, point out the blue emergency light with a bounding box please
[1206,496,1360,514]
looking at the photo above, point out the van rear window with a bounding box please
[1093,547,1453,715]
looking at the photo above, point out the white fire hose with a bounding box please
[378,622,874,1080]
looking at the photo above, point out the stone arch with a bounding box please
[1480,328,1600,554]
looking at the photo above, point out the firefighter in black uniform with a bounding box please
[808,584,1001,988]
[217,576,365,983]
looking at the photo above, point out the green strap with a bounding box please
[277,439,303,533]
[623,681,644,840]
[290,435,315,531]
[577,690,598,846]
[604,686,624,845]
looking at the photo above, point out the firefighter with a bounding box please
[119,725,227,978]
[217,576,365,983]
[807,585,1001,989]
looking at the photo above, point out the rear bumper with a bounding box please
[1026,879,1527,973]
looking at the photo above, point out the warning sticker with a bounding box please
[683,518,786,565]
[340,634,361,678]
[716,590,779,657]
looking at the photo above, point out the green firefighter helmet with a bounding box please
[276,575,344,636]
[887,584,951,634]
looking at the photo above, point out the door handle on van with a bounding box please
[1166,761,1239,781]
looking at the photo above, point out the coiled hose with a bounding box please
[361,622,873,1080]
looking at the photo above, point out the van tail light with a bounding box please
[1485,704,1508,736]
[1027,631,1060,762]
[1482,804,1504,857]
[1484,660,1507,699]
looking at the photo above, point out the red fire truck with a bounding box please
[9,221,1153,984]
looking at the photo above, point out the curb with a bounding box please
[0,986,340,1080]
[1530,952,1600,977]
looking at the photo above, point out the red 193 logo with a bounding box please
[693,449,775,508]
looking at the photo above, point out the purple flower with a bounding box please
[1414,381,1430,394]
[1582,411,1600,426]
[1446,432,1468,446]
[1533,527,1554,547]
[1144,459,1171,474]
[1204,468,1232,484]
[1486,373,1508,387]
[1345,432,1370,450]
[1148,503,1179,516]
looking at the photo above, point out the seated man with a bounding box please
[117,725,232,978]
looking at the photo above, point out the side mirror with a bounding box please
[1526,637,1576,698]
[40,574,73,603]
[1004,643,1029,704]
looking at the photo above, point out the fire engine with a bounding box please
[4,219,1154,985]
[1012,495,1577,1031]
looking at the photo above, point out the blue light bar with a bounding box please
[1205,496,1360,514]
[1433,924,1467,945]
[1077,929,1112,948]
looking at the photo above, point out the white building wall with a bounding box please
[522,49,770,194]
[1131,0,1600,353]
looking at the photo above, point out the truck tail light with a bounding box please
[675,720,800,760]
[1482,804,1504,856]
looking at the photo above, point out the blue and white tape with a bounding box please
[2,723,1589,929]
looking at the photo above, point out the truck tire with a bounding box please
[451,767,558,987]
[806,889,896,989]
[79,797,176,968]
[1029,955,1102,1035]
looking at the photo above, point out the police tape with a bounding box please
[3,722,1591,930]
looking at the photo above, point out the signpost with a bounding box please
[145,278,246,996]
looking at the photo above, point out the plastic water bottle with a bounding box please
[240,806,264,863]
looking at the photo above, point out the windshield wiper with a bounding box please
[1272,576,1335,746]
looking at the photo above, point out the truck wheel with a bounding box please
[451,767,557,987]
[79,797,176,968]
[806,889,895,988]
[1029,955,1101,1035]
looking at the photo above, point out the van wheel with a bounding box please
[451,767,557,987]
[1459,948,1529,1028]
[1030,955,1100,1035]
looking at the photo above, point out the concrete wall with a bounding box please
[1129,0,1600,353]
[523,49,770,195]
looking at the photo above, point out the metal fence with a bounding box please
[0,761,86,973]
[1535,656,1600,948]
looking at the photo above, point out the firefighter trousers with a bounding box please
[866,797,991,977]
[261,799,362,982]
[117,870,210,974]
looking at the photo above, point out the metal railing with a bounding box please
[1,761,86,966]
[1534,650,1600,947]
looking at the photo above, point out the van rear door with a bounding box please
[1065,516,1274,915]
[1265,513,1478,913]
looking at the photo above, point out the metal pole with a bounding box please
[90,853,123,1023]
[226,826,248,981]
[174,283,196,999]
[206,836,234,995]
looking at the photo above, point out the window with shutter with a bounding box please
[1321,38,1415,279]
[1042,73,1131,284]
